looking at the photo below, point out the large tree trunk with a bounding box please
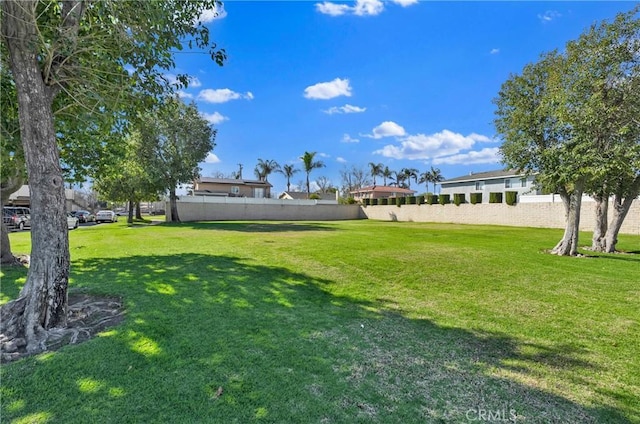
[127,199,134,224]
[169,188,180,222]
[551,179,585,256]
[1,1,70,352]
[601,176,640,253]
[591,193,609,251]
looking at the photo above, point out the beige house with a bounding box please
[192,177,272,198]
[440,169,541,203]
[350,185,416,202]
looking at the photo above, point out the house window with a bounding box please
[475,181,484,191]
[521,178,527,188]
[504,179,512,189]
[231,186,240,194]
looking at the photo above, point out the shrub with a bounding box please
[346,197,356,204]
[380,198,388,205]
[396,196,406,207]
[489,192,503,203]
[309,193,321,200]
[417,195,425,205]
[371,198,378,206]
[453,193,466,206]
[407,196,416,205]
[505,191,518,206]
[470,193,482,204]
[363,198,370,206]
[438,194,450,205]
[426,194,438,205]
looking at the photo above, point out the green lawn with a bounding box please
[1,220,638,423]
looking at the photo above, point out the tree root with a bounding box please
[0,293,125,363]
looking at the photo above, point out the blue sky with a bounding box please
[171,1,633,194]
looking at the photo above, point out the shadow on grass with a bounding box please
[161,221,338,233]
[0,254,633,423]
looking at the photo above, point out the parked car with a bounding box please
[73,210,95,223]
[2,206,31,231]
[67,213,79,230]
[95,210,118,223]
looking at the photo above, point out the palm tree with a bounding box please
[278,164,299,192]
[382,166,393,186]
[429,166,444,193]
[391,170,405,188]
[255,159,280,182]
[419,170,433,193]
[368,162,383,186]
[300,151,325,198]
[401,167,419,189]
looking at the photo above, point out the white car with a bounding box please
[95,210,118,223]
[67,213,79,230]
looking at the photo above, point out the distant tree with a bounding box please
[340,165,371,197]
[401,168,419,189]
[231,163,243,179]
[138,98,216,223]
[278,164,299,192]
[392,170,406,188]
[315,176,334,193]
[254,159,280,182]
[429,166,444,193]
[93,132,160,224]
[300,151,325,198]
[381,166,393,186]
[368,162,383,186]
[418,170,433,194]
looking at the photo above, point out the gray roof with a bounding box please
[441,169,525,184]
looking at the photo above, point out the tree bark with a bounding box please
[591,193,609,251]
[169,188,180,222]
[551,178,585,256]
[602,176,640,253]
[1,1,70,352]
[127,199,134,224]
[135,202,142,220]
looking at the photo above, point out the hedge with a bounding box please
[363,198,370,206]
[489,192,503,203]
[380,198,389,205]
[505,191,518,205]
[426,194,438,205]
[371,198,378,206]
[417,195,425,205]
[407,196,417,205]
[453,193,466,206]
[438,194,450,205]
[470,193,482,204]
[396,196,406,207]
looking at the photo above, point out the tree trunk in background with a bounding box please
[1,172,25,264]
[1,0,70,352]
[591,194,608,252]
[127,199,134,224]
[551,178,585,256]
[169,188,180,222]
[135,202,142,220]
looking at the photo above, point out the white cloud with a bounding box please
[490,48,500,55]
[364,121,406,139]
[315,1,351,16]
[373,129,493,160]
[391,0,418,6]
[189,77,202,88]
[198,4,227,23]
[353,0,384,16]
[197,88,253,104]
[177,90,193,99]
[538,10,561,23]
[318,152,330,158]
[304,78,352,100]
[204,153,221,164]
[324,104,366,114]
[316,0,416,17]
[341,134,360,143]
[433,148,501,165]
[201,112,228,125]
[336,157,347,163]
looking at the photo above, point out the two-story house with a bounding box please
[440,169,541,203]
[192,178,272,198]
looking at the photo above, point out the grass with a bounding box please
[1,219,639,423]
